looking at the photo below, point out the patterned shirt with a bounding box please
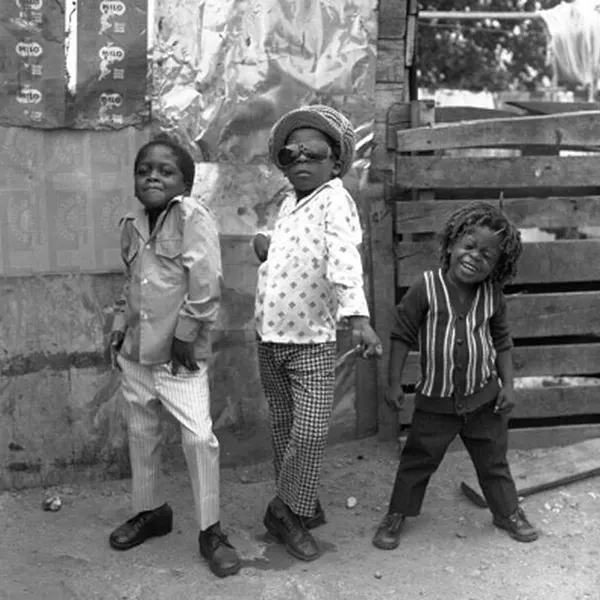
[255,178,369,344]
[392,268,513,414]
[112,195,222,365]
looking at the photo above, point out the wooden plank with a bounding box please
[396,110,600,153]
[396,197,600,233]
[395,155,600,190]
[378,0,408,40]
[403,344,600,384]
[396,239,600,286]
[436,106,518,123]
[368,180,400,441]
[386,104,411,151]
[507,292,600,338]
[398,385,600,425]
[400,424,600,452]
[504,100,600,115]
[463,437,600,506]
[505,424,600,451]
[376,39,405,84]
[354,183,386,439]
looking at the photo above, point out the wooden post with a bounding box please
[362,0,411,440]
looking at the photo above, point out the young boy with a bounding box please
[253,105,382,562]
[373,202,539,551]
[106,136,241,578]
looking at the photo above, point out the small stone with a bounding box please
[374,571,382,579]
[346,496,357,509]
[42,495,62,512]
[357,455,364,460]
[455,531,467,538]
[444,566,455,574]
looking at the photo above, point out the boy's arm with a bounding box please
[491,291,517,413]
[324,192,370,319]
[323,194,382,355]
[106,222,131,367]
[174,205,222,343]
[386,277,428,409]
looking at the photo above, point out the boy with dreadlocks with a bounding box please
[372,202,539,551]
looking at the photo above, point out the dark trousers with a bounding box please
[388,401,518,517]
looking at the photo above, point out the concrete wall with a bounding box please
[0,242,360,491]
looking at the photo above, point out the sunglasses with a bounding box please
[277,140,333,167]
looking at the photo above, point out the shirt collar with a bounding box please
[124,194,186,238]
[290,177,342,210]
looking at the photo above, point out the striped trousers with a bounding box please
[257,342,336,517]
[118,355,220,530]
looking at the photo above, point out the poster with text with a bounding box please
[0,0,66,127]
[70,0,149,128]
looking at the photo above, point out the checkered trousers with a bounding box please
[257,341,336,517]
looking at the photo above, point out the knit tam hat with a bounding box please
[269,105,356,178]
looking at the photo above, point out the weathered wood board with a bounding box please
[397,385,600,425]
[403,344,600,382]
[396,110,600,153]
[461,437,600,507]
[396,197,600,233]
[397,239,600,287]
[395,155,600,190]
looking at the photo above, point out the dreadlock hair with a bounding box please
[134,134,196,193]
[439,202,523,286]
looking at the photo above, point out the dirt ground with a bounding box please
[1,436,599,600]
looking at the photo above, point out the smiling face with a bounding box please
[282,128,340,198]
[134,145,187,213]
[446,225,503,288]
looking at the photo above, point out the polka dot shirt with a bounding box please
[255,178,369,343]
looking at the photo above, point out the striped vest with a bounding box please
[419,269,498,398]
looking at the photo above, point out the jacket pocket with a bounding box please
[154,238,183,259]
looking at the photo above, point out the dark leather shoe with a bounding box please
[109,503,173,550]
[199,522,242,578]
[263,497,320,561]
[493,507,539,542]
[298,499,326,530]
[372,512,405,550]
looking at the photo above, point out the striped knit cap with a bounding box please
[269,105,356,178]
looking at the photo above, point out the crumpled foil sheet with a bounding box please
[151,0,377,166]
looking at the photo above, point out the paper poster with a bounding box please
[69,0,149,128]
[0,0,66,127]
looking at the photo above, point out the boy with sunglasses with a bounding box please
[253,105,382,562]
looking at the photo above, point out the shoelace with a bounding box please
[281,510,307,533]
[509,508,530,526]
[382,514,403,530]
[204,529,234,550]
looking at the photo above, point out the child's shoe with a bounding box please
[372,513,405,550]
[493,507,539,542]
[298,499,326,530]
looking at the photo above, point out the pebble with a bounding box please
[346,496,357,509]
[42,495,62,512]
[374,571,382,579]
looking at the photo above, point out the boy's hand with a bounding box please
[171,338,199,375]
[106,330,125,370]
[385,381,405,412]
[351,320,383,359]
[494,387,517,414]
[253,233,270,263]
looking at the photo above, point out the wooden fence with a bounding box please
[392,106,600,448]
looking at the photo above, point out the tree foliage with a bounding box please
[418,0,564,91]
